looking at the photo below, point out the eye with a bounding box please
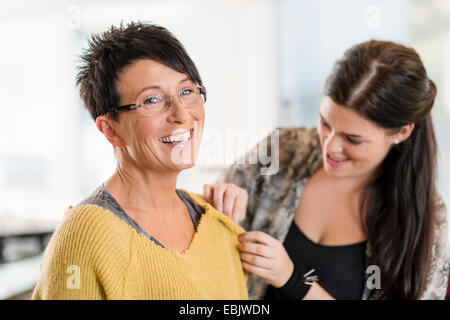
[143,95,162,105]
[347,136,362,145]
[320,118,330,128]
[179,88,194,96]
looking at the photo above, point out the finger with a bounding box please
[223,189,238,221]
[203,184,213,203]
[213,184,226,213]
[238,242,273,259]
[241,261,269,279]
[239,231,274,246]
[240,252,272,269]
[233,193,247,223]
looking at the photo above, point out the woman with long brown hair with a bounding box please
[206,40,449,299]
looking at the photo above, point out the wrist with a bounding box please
[273,260,294,288]
[276,264,317,300]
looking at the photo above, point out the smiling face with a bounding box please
[317,96,400,182]
[104,59,205,173]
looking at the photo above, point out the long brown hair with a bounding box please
[324,40,438,299]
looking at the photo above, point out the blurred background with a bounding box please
[0,0,449,299]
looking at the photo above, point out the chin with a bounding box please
[323,163,352,179]
[167,145,199,166]
[170,153,199,171]
[178,161,196,170]
[324,168,342,178]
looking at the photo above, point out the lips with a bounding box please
[159,128,193,145]
[326,153,349,166]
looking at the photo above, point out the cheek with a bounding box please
[135,116,163,137]
[346,147,369,162]
[127,118,163,152]
[191,107,205,138]
[350,143,390,168]
[193,106,205,123]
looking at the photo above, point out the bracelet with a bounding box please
[278,264,319,299]
[303,268,319,285]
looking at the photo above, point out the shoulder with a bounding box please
[39,205,133,284]
[45,204,133,260]
[223,126,322,185]
[182,191,246,237]
[432,193,448,245]
[276,126,322,171]
[432,193,448,244]
[249,126,323,180]
[278,126,320,147]
[243,126,320,162]
[434,194,447,221]
[61,204,131,237]
[420,194,449,299]
[34,204,133,299]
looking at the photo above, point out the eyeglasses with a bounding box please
[106,85,207,115]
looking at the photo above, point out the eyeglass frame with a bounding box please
[104,85,207,115]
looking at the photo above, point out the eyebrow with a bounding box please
[319,113,365,138]
[135,77,192,98]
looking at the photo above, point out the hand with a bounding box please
[238,231,294,288]
[203,183,248,223]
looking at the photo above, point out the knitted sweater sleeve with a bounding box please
[32,205,132,300]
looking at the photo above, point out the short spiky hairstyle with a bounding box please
[76,21,202,120]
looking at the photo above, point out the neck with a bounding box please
[105,161,182,220]
[321,165,379,197]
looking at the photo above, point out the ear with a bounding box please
[393,123,415,144]
[95,115,126,148]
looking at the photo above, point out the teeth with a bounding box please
[330,156,347,162]
[160,131,190,144]
[328,153,348,162]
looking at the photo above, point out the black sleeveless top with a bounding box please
[265,220,367,300]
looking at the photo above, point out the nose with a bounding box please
[324,131,343,154]
[166,96,190,124]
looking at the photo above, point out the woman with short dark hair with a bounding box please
[210,40,449,299]
[32,22,248,300]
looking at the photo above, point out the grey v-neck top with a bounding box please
[77,184,205,248]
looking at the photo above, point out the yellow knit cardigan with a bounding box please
[32,191,248,300]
